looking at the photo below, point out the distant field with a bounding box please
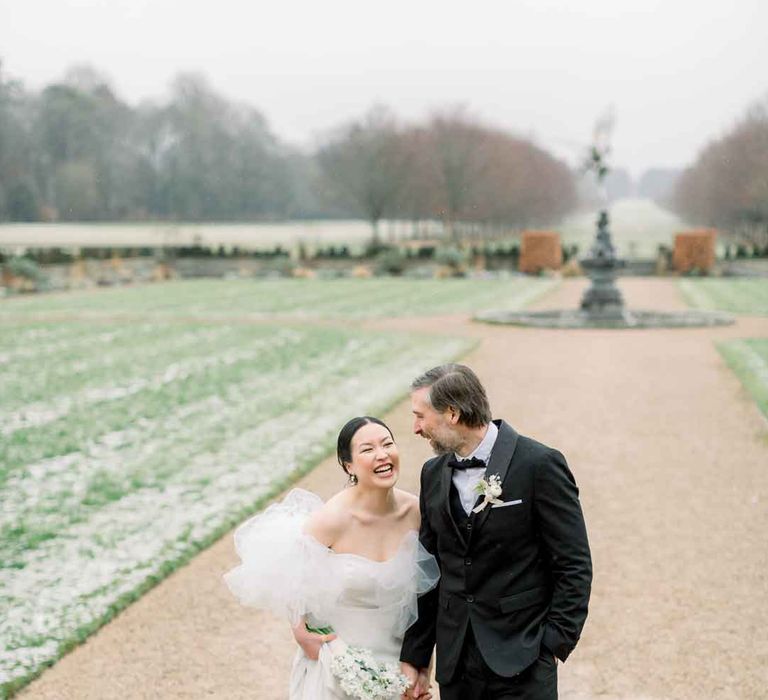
[0,276,556,320]
[679,279,768,316]
[0,198,691,260]
[0,220,431,254]
[718,339,768,419]
[559,198,690,259]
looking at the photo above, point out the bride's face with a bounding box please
[347,423,400,489]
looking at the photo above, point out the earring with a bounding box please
[348,473,358,486]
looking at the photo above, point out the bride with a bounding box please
[224,416,439,699]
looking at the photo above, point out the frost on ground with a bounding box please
[0,276,555,321]
[717,338,768,420]
[679,278,768,316]
[0,318,472,689]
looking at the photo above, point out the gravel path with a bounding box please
[18,278,768,699]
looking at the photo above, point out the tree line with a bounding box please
[0,62,576,231]
[673,95,768,251]
[319,106,576,240]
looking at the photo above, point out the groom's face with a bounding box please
[411,386,461,454]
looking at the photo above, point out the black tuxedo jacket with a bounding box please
[400,420,592,683]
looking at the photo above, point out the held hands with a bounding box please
[291,619,337,661]
[400,662,432,699]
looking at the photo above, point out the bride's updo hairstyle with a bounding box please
[337,416,395,478]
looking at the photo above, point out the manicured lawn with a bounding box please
[679,279,768,316]
[718,339,768,420]
[0,316,473,692]
[0,276,555,320]
[0,276,556,693]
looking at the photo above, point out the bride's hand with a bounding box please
[400,663,432,699]
[414,667,432,699]
[291,619,336,661]
[400,662,417,699]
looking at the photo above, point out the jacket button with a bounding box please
[466,595,475,603]
[466,522,472,530]
[464,558,472,566]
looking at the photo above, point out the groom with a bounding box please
[400,364,592,699]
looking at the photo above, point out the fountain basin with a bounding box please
[474,308,734,329]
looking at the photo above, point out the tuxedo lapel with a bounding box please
[470,420,520,539]
[438,454,466,542]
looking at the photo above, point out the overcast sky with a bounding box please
[1,0,766,178]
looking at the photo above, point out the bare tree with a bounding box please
[317,105,408,245]
[674,94,768,250]
[408,108,576,236]
[423,107,490,239]
[474,127,576,228]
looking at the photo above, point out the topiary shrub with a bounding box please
[374,248,407,276]
[434,246,469,276]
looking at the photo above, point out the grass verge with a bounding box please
[717,339,768,421]
[679,279,768,316]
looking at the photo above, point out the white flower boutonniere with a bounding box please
[472,473,504,513]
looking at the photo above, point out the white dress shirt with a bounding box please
[452,422,498,515]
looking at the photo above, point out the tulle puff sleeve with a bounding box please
[224,489,441,646]
[389,535,440,636]
[223,489,332,626]
[414,539,440,595]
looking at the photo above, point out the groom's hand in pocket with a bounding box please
[292,620,336,661]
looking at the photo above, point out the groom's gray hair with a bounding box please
[411,364,491,428]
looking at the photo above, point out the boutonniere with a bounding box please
[472,473,504,513]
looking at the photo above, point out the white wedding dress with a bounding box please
[224,489,439,699]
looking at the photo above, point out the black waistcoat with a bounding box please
[448,480,470,528]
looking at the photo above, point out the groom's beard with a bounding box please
[423,433,456,455]
[429,438,452,455]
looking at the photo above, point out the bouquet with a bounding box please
[329,643,409,700]
[306,624,410,700]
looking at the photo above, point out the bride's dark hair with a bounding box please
[337,416,394,476]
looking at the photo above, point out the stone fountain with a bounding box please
[475,120,733,330]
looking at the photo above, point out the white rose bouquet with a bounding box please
[329,642,409,700]
[307,623,409,700]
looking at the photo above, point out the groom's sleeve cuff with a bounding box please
[399,648,433,669]
[542,625,572,662]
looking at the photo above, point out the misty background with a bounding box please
[0,0,766,239]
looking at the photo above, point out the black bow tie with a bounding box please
[447,456,486,471]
